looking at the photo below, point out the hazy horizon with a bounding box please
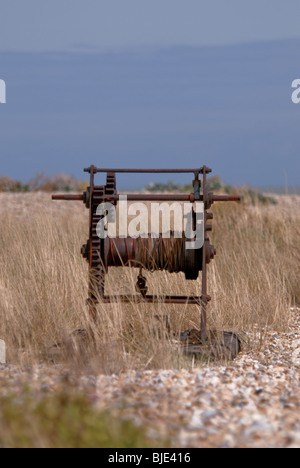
[1,2,299,189]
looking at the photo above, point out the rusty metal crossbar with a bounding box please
[100,295,205,304]
[83,167,212,174]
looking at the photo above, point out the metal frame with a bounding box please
[53,165,240,339]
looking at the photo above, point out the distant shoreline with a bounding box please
[254,186,300,195]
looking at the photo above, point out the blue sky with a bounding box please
[0,1,300,187]
[1,1,300,52]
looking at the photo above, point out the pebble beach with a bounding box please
[0,308,299,448]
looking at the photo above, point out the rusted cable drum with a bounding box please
[102,235,205,280]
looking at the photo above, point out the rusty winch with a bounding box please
[52,165,240,350]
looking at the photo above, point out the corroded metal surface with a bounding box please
[52,165,240,339]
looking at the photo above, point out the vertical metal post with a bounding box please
[201,166,208,341]
[87,165,97,321]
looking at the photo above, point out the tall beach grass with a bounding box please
[0,193,299,371]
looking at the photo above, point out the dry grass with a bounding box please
[0,193,299,372]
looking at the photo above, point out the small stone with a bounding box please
[291,348,300,365]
